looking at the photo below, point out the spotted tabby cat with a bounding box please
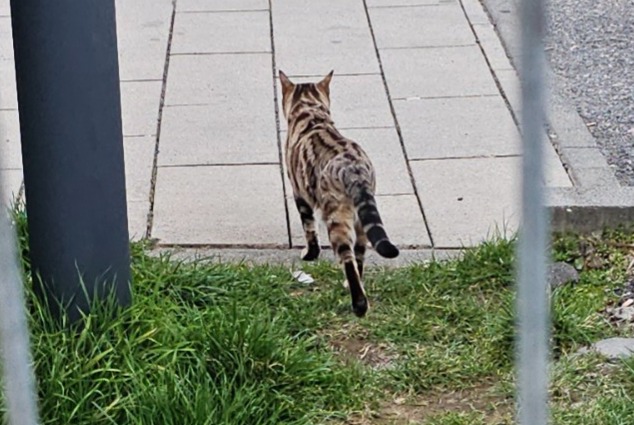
[279,70,399,317]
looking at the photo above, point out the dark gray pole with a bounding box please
[10,0,131,323]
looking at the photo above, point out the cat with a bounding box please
[279,70,399,317]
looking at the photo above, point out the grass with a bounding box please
[3,204,634,424]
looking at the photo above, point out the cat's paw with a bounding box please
[352,297,369,317]
[301,245,320,261]
[342,280,349,289]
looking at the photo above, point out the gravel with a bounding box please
[545,0,634,186]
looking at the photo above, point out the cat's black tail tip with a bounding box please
[376,240,399,259]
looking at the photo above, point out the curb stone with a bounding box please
[150,247,462,268]
[476,0,634,232]
[578,337,634,360]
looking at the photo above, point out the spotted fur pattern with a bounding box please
[279,70,399,317]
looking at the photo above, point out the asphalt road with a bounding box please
[545,0,634,186]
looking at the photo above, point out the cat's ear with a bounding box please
[279,70,294,97]
[317,70,334,96]
[317,69,335,93]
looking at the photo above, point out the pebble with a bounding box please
[548,262,580,289]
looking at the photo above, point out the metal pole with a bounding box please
[10,0,132,323]
[0,184,40,423]
[517,0,550,423]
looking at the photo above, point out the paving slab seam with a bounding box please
[145,0,177,239]
[158,161,280,168]
[162,102,209,107]
[334,125,395,131]
[119,78,164,83]
[367,4,444,9]
[176,9,269,14]
[362,0,436,247]
[268,0,292,248]
[379,43,476,50]
[157,243,290,250]
[274,72,381,78]
[392,93,499,101]
[480,0,634,231]
[170,51,271,56]
[410,153,520,161]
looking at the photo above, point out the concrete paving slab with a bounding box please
[495,68,521,118]
[152,164,288,245]
[288,193,430,248]
[0,109,20,169]
[171,10,270,54]
[378,194,431,247]
[0,0,9,16]
[123,136,155,203]
[116,0,173,81]
[472,23,514,71]
[394,96,521,159]
[273,0,379,75]
[120,81,162,137]
[0,168,22,208]
[277,74,393,130]
[367,0,447,6]
[122,136,153,239]
[461,0,491,25]
[178,0,268,12]
[159,104,279,165]
[381,46,499,98]
[369,3,475,48]
[0,16,13,60]
[127,200,149,240]
[411,156,519,247]
[0,59,17,109]
[545,144,573,188]
[340,128,414,195]
[165,53,273,106]
[280,127,413,196]
[161,53,277,166]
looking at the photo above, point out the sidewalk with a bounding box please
[1,0,574,251]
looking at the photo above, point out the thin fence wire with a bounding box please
[0,135,40,424]
[516,0,551,423]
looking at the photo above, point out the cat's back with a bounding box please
[297,126,371,167]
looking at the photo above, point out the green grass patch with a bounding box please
[4,205,634,424]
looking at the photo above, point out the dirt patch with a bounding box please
[342,383,513,424]
[330,337,398,370]
[324,324,399,370]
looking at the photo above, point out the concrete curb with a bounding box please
[475,0,634,232]
[150,246,462,268]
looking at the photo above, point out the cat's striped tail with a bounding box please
[353,187,399,259]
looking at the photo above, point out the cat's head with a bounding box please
[278,70,334,119]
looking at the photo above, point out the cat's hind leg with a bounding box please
[354,220,368,280]
[325,205,368,317]
[294,197,320,261]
